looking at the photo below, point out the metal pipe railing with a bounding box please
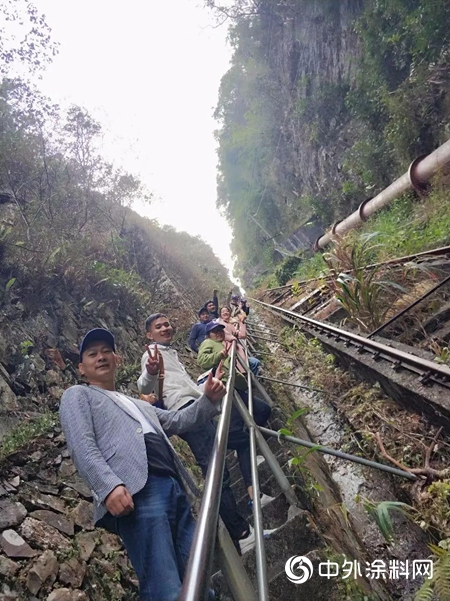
[260,427,417,481]
[216,520,258,601]
[236,352,275,408]
[241,342,269,601]
[181,341,238,601]
[233,392,300,508]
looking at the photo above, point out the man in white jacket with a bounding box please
[137,313,270,553]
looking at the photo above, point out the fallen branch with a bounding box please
[375,429,450,481]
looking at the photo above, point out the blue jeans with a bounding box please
[100,474,196,601]
[248,356,261,375]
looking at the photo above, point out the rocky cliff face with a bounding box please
[0,257,227,600]
[0,250,193,443]
[214,0,367,277]
[0,428,140,601]
[0,202,233,600]
[269,0,364,213]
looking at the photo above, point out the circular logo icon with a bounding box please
[285,555,314,584]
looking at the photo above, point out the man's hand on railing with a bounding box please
[204,371,226,404]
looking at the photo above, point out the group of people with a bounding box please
[189,290,260,374]
[59,289,273,601]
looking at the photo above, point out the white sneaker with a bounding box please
[260,493,275,507]
[256,455,265,466]
[248,493,275,509]
[239,525,277,554]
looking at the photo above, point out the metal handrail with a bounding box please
[180,340,238,601]
[260,427,417,481]
[181,335,298,600]
[240,341,269,601]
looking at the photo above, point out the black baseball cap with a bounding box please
[79,328,116,359]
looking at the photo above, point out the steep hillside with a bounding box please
[212,0,450,280]
[0,66,236,601]
[0,78,234,438]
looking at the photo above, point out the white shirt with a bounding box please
[105,390,156,434]
[137,344,205,411]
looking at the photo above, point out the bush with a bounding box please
[275,255,303,285]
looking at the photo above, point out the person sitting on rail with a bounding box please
[203,288,219,319]
[197,321,274,509]
[188,307,211,353]
[59,327,225,601]
[137,313,259,553]
[217,306,261,375]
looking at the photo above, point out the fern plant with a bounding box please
[415,540,450,601]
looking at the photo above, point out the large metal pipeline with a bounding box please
[316,138,450,249]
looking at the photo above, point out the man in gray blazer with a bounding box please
[59,328,225,601]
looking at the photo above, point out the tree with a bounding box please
[0,0,58,78]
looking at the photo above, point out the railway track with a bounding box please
[250,297,450,389]
[261,244,450,314]
[248,295,450,432]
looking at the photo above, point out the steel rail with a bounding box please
[180,341,238,601]
[259,427,417,481]
[249,297,450,388]
[261,244,450,294]
[368,273,450,338]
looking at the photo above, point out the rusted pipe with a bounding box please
[317,139,450,249]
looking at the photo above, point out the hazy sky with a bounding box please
[31,0,236,278]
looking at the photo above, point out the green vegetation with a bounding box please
[415,540,450,601]
[0,412,57,461]
[0,0,233,320]
[209,0,450,281]
[264,183,450,290]
[359,498,416,543]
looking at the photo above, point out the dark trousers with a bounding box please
[179,415,249,541]
[227,391,272,488]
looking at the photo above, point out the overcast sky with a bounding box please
[31,0,236,278]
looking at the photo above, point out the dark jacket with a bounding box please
[189,322,208,353]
